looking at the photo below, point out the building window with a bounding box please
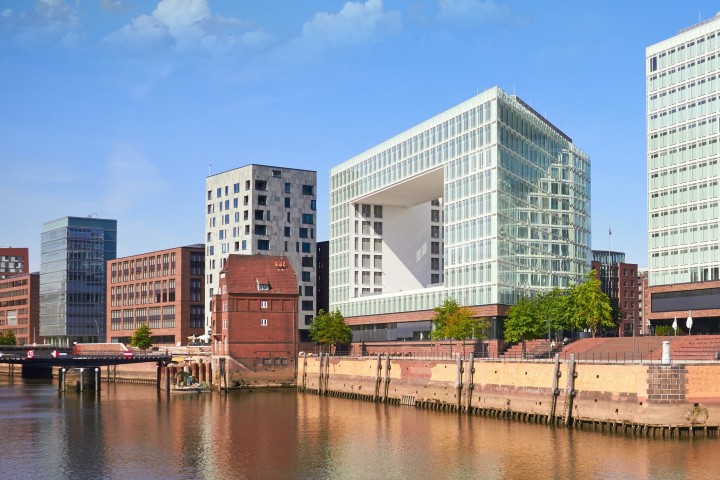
[431,226,440,238]
[302,300,314,311]
[304,286,313,296]
[284,227,291,237]
[207,190,212,200]
[257,240,270,250]
[302,185,314,195]
[272,170,281,177]
[374,205,383,218]
[233,183,240,193]
[374,222,382,235]
[285,182,291,193]
[260,300,268,309]
[299,228,308,238]
[255,210,264,220]
[302,214,314,224]
[302,242,311,253]
[302,256,314,267]
[285,197,291,208]
[258,195,267,206]
[255,180,267,191]
[255,225,267,235]
[261,318,268,327]
[257,283,270,291]
[302,271,311,282]
[431,210,440,222]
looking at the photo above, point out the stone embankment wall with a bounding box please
[299,354,720,437]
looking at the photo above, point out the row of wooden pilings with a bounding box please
[52,360,212,392]
[299,352,720,439]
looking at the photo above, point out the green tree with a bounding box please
[537,288,570,340]
[130,323,153,350]
[566,270,614,337]
[504,296,546,358]
[0,330,17,346]
[431,299,489,356]
[308,310,352,353]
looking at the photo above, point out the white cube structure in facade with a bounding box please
[330,87,590,341]
[205,165,317,337]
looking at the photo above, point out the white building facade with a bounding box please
[205,165,317,337]
[647,15,720,287]
[330,87,590,341]
[645,15,720,333]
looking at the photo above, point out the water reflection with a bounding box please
[1,376,719,480]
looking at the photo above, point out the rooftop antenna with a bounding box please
[208,163,212,176]
[87,213,97,218]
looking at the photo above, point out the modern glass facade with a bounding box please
[330,87,590,321]
[39,217,117,345]
[647,15,720,286]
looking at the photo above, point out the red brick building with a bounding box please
[0,272,40,344]
[212,255,298,385]
[591,251,639,336]
[0,248,29,279]
[107,245,205,346]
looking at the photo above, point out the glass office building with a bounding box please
[647,15,720,286]
[39,216,117,345]
[645,14,720,333]
[329,87,590,340]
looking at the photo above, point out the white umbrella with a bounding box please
[686,311,693,335]
[672,317,678,335]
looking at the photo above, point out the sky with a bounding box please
[0,0,715,271]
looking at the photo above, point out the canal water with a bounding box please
[1,376,718,480]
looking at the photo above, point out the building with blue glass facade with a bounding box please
[329,87,591,342]
[39,216,117,345]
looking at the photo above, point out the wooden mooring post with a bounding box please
[563,354,577,426]
[549,353,561,424]
[466,353,475,414]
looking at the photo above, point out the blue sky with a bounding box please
[0,0,714,271]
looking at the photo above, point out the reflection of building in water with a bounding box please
[211,254,298,384]
[330,87,591,344]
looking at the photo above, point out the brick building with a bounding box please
[591,251,639,336]
[211,255,298,384]
[0,272,40,344]
[107,245,205,346]
[0,247,29,279]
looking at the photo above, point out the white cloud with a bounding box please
[298,0,401,48]
[437,0,514,25]
[104,0,272,55]
[0,0,83,47]
[104,144,170,213]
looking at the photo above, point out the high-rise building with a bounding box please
[646,15,720,332]
[0,247,29,279]
[591,251,639,336]
[107,245,205,346]
[39,216,117,345]
[205,165,317,340]
[330,87,591,342]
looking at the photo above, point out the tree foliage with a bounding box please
[309,310,352,352]
[130,323,153,350]
[504,270,615,354]
[0,330,17,345]
[504,297,547,357]
[430,299,489,356]
[567,270,614,337]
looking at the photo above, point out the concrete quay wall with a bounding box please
[298,354,720,436]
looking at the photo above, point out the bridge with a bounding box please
[0,345,173,390]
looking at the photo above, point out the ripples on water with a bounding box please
[0,376,718,480]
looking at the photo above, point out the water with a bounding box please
[1,376,718,480]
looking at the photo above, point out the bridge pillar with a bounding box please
[64,368,101,391]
